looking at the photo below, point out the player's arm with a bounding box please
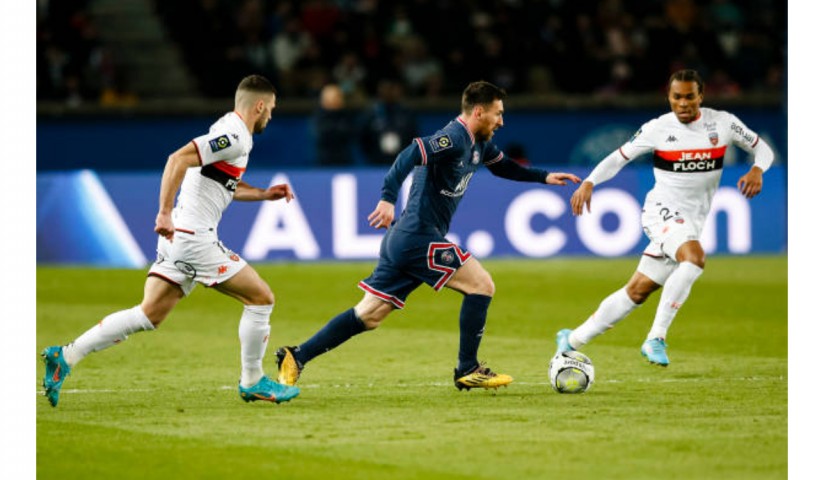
[485,152,580,185]
[571,122,655,216]
[369,140,424,229]
[155,142,201,241]
[570,149,632,216]
[729,114,774,199]
[233,180,295,202]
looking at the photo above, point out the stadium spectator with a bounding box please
[554,69,774,366]
[41,0,785,102]
[273,81,581,392]
[312,84,357,165]
[40,75,300,407]
[358,78,418,165]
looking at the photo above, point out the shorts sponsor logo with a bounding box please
[175,260,197,279]
[430,134,453,152]
[229,253,240,262]
[209,135,231,152]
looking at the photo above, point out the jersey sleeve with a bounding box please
[727,112,761,151]
[191,129,247,166]
[617,119,658,160]
[413,131,464,165]
[483,144,548,183]
[727,112,773,171]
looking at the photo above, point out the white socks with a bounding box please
[647,262,703,340]
[571,287,640,348]
[63,305,155,367]
[238,304,273,388]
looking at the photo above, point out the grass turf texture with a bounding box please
[37,256,787,479]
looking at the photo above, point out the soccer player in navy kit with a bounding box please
[276,81,580,390]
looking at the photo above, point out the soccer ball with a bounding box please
[549,350,595,394]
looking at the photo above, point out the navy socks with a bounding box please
[457,294,492,373]
[297,308,366,365]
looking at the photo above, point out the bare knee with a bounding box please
[354,297,394,330]
[250,287,275,306]
[625,274,660,305]
[476,273,495,297]
[676,242,706,269]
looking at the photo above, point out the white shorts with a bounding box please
[148,228,247,296]
[640,198,701,261]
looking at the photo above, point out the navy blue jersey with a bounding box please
[381,117,549,236]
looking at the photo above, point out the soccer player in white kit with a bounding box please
[41,75,300,406]
[555,69,774,366]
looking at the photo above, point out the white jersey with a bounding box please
[174,112,253,230]
[615,107,764,230]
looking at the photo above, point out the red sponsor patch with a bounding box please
[229,254,240,262]
[218,265,228,275]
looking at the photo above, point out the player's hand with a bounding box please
[367,200,395,229]
[570,181,594,216]
[737,166,763,199]
[264,183,295,202]
[154,211,175,242]
[545,172,581,186]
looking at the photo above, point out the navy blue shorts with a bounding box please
[358,227,472,309]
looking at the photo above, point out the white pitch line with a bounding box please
[38,376,785,395]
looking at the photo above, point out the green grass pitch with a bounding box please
[36,256,786,479]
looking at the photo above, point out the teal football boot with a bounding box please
[641,338,670,366]
[239,376,300,404]
[41,346,71,407]
[555,329,575,354]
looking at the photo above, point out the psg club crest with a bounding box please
[708,132,719,146]
[441,250,455,264]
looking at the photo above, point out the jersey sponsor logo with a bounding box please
[208,135,232,152]
[430,134,453,153]
[730,123,755,145]
[201,162,243,191]
[709,132,719,146]
[653,147,726,172]
[666,135,678,143]
[440,171,475,197]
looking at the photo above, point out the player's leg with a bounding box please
[446,258,512,390]
[276,285,402,386]
[559,268,662,353]
[42,276,181,407]
[213,265,274,385]
[276,229,419,386]
[646,240,705,342]
[212,265,299,403]
[446,257,494,372]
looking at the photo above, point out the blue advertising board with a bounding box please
[36,166,787,267]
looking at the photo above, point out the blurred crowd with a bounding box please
[38,0,785,104]
[154,0,785,100]
[37,0,138,107]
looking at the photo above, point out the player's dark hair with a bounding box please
[669,69,704,94]
[461,81,507,113]
[237,74,277,96]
